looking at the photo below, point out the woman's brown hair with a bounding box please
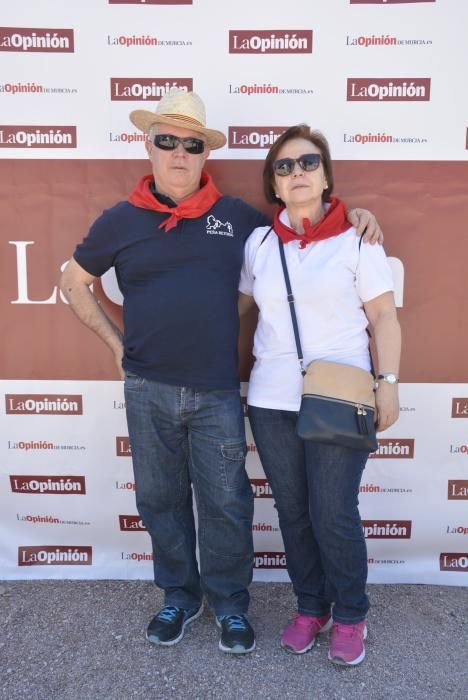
[263,124,334,205]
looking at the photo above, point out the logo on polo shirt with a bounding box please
[206,215,233,237]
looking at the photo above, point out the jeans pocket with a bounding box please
[124,371,145,391]
[220,441,248,491]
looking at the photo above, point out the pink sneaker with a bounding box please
[328,620,368,666]
[281,613,332,654]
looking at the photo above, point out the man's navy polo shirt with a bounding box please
[74,196,270,390]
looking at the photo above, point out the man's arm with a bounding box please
[238,292,256,317]
[60,258,124,379]
[348,208,384,245]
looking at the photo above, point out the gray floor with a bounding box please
[1,581,466,700]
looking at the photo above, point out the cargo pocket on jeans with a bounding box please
[220,441,248,491]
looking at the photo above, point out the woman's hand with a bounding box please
[375,382,400,432]
[348,208,384,244]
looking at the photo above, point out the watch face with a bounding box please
[381,374,398,384]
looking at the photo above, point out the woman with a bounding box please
[239,125,400,666]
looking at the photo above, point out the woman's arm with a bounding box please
[364,291,401,432]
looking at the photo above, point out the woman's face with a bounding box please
[272,137,328,208]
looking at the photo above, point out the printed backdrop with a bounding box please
[1,0,467,584]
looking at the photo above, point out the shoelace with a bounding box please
[294,615,322,630]
[157,606,180,623]
[333,623,362,639]
[219,614,248,631]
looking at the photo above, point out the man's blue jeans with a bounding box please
[248,405,369,624]
[124,374,254,615]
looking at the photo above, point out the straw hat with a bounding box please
[129,90,226,150]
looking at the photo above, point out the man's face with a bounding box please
[145,123,211,202]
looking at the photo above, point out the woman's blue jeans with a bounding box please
[248,405,370,624]
[124,373,254,615]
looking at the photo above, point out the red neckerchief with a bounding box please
[128,171,222,232]
[273,196,350,249]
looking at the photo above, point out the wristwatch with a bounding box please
[377,373,399,385]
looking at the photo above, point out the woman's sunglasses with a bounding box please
[273,153,321,177]
[152,133,206,154]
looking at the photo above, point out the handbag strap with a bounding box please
[277,237,306,376]
[260,225,273,246]
[277,233,376,379]
[359,232,376,379]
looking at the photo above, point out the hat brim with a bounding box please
[129,110,226,150]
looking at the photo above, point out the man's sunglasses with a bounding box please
[152,133,205,154]
[273,153,321,176]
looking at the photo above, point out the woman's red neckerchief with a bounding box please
[273,196,350,249]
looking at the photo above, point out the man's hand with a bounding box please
[348,208,384,245]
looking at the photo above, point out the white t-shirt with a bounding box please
[239,211,395,411]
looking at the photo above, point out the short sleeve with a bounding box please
[245,203,270,231]
[239,226,271,295]
[73,209,118,277]
[356,241,394,303]
[239,234,255,296]
[234,199,271,242]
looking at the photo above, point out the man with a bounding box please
[60,91,382,654]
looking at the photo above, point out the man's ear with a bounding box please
[144,139,152,158]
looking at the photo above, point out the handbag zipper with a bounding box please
[303,394,373,435]
[303,394,374,411]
